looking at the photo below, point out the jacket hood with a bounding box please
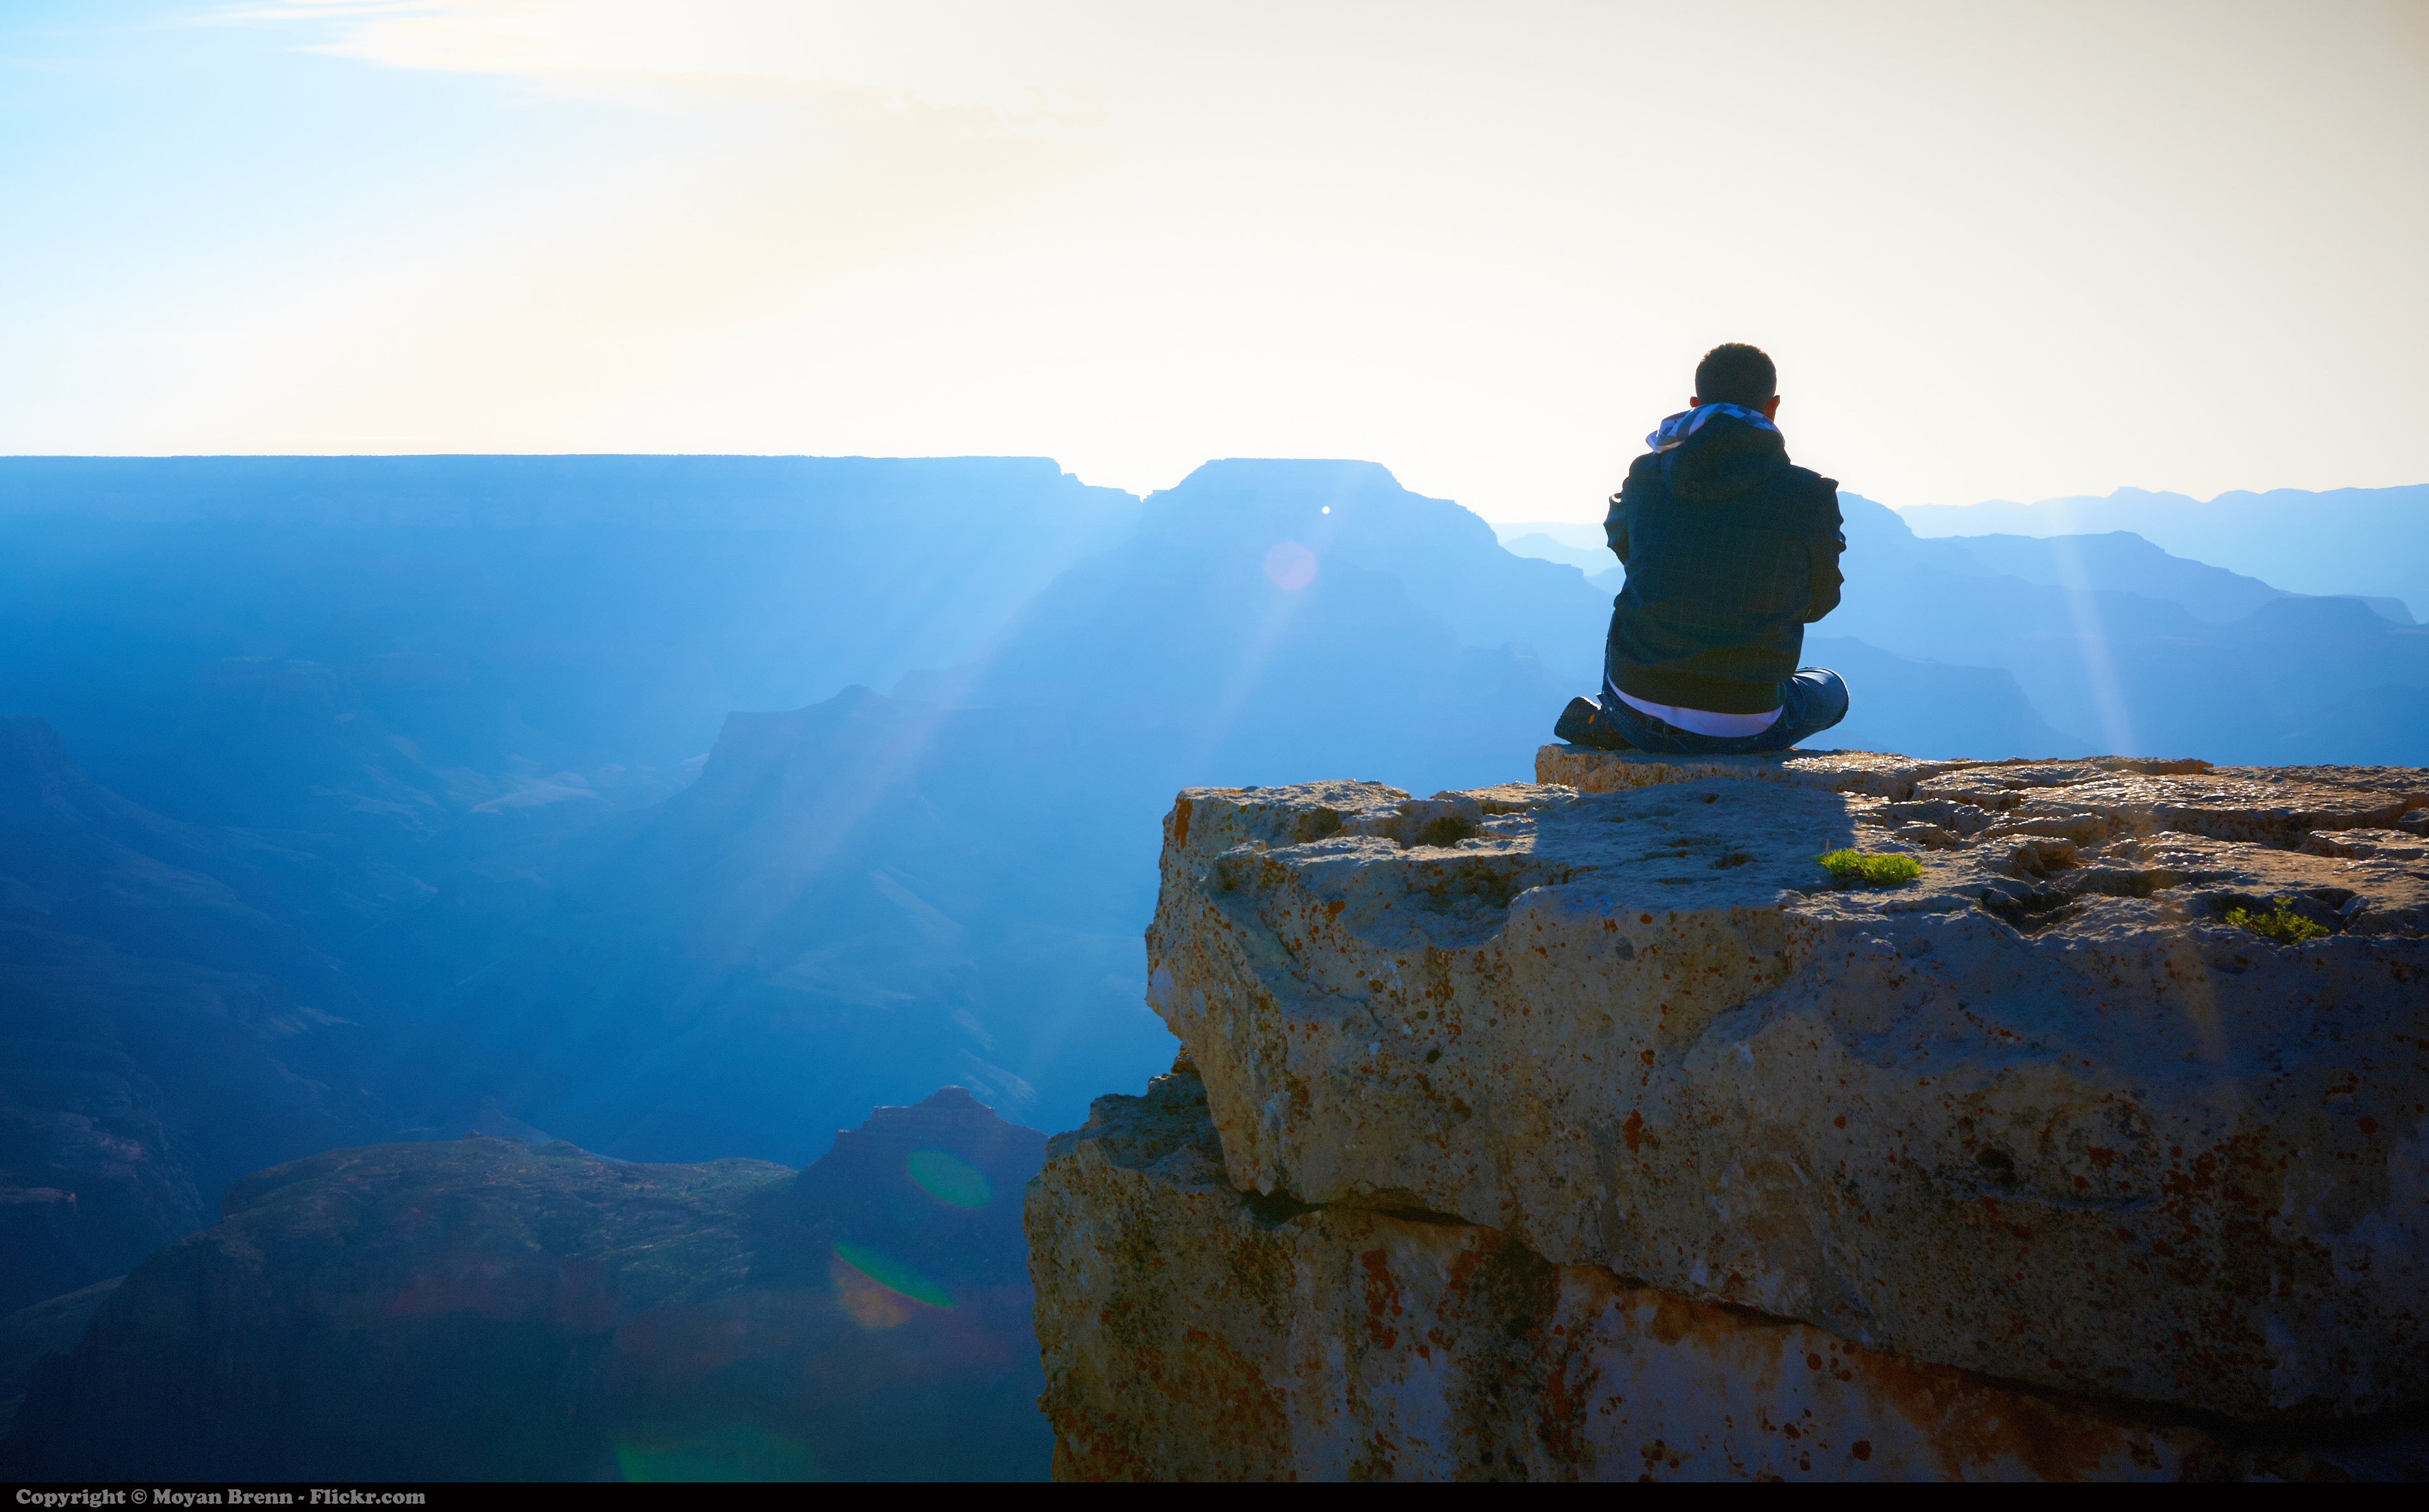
[1658,411,1792,505]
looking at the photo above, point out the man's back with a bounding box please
[1604,410,1845,715]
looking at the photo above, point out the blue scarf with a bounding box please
[1645,402,1779,453]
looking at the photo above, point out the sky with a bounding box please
[3,1,2424,520]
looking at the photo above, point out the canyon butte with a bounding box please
[1027,744,2429,1480]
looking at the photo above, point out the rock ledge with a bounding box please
[1029,746,2429,1478]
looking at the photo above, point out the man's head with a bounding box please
[1691,343,1779,420]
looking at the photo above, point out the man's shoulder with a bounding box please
[1748,464,1841,546]
[1776,464,1843,519]
[1613,452,1660,507]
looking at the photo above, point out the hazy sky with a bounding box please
[4,1,2424,518]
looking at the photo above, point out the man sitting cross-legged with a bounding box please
[1554,342,1850,755]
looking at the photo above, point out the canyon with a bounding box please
[6,455,2429,1478]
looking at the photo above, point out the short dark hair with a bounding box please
[1693,343,1776,407]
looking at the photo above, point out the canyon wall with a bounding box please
[1027,747,2429,1480]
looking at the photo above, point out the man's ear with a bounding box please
[1760,395,1782,420]
[1688,396,1702,409]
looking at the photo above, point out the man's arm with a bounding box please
[1803,483,1846,622]
[1603,466,1642,564]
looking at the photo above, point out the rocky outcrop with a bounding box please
[0,1277,118,1438]
[3,1089,1050,1481]
[1029,747,2429,1478]
[1029,1063,2374,1480]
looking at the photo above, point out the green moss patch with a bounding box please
[2225,901,2329,945]
[1815,849,1922,887]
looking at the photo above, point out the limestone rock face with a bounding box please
[1135,749,2429,1420]
[1028,1065,2335,1480]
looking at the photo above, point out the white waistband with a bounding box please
[1609,684,1781,738]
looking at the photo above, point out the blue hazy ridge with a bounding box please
[1820,495,2429,764]
[0,716,390,1312]
[1896,483,2429,622]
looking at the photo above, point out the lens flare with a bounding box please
[906,1148,992,1207]
[615,1422,820,1482]
[832,1241,954,1310]
[830,1255,914,1329]
[1262,540,1317,591]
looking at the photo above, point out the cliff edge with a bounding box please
[1026,746,2429,1480]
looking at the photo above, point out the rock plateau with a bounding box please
[1027,746,2429,1480]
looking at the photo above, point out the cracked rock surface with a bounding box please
[1116,747,2429,1422]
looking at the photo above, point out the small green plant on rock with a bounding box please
[2225,900,2328,944]
[1815,849,1922,887]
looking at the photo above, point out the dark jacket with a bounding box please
[1601,412,1844,713]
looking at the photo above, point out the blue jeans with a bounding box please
[1598,667,1850,754]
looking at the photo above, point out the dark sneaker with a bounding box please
[1553,696,1633,750]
